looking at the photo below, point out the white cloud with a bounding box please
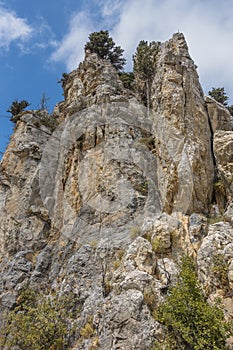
[0,5,32,49]
[50,0,233,100]
[101,0,123,17]
[110,0,233,99]
[50,12,93,71]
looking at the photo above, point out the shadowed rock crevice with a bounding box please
[0,33,232,349]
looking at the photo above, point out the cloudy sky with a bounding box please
[0,0,233,154]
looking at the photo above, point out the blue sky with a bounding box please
[1,0,233,155]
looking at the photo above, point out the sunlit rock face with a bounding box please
[149,33,214,214]
[0,33,232,349]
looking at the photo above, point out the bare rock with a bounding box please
[0,32,232,349]
[197,222,233,294]
[205,96,233,132]
[225,202,233,224]
[214,131,233,206]
[150,33,214,214]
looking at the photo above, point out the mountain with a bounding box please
[0,32,232,349]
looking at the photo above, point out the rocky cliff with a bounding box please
[0,33,233,349]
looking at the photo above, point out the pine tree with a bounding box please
[7,99,31,123]
[208,87,228,106]
[133,40,155,116]
[85,30,126,71]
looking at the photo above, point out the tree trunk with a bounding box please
[146,80,150,118]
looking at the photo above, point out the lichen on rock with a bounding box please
[0,32,232,349]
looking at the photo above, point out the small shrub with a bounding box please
[113,259,121,270]
[134,180,149,195]
[116,248,125,260]
[7,99,31,123]
[143,286,158,312]
[214,179,225,190]
[80,322,95,338]
[103,279,113,297]
[151,236,170,254]
[212,253,229,289]
[207,216,224,224]
[79,316,99,349]
[58,73,69,89]
[34,110,58,131]
[130,226,141,239]
[138,136,155,151]
[155,256,230,349]
[0,289,79,349]
[89,240,98,249]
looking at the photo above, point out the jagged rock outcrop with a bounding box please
[150,33,214,214]
[205,96,233,133]
[205,95,233,212]
[0,33,232,349]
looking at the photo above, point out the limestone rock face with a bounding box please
[0,33,232,349]
[205,96,233,132]
[205,95,233,213]
[0,113,51,259]
[57,51,128,119]
[214,131,233,204]
[150,33,214,214]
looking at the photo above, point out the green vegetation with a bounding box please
[118,71,135,89]
[130,226,141,239]
[138,136,155,151]
[34,109,58,131]
[209,87,229,106]
[0,288,79,349]
[7,99,31,123]
[207,215,224,224]
[85,30,126,71]
[80,320,95,338]
[134,180,149,195]
[208,87,233,115]
[155,256,230,349]
[133,40,156,115]
[58,72,69,89]
[212,253,229,290]
[151,236,169,253]
[77,316,99,349]
[143,286,158,312]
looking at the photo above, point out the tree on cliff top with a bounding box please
[7,99,31,123]
[208,87,233,115]
[133,40,155,116]
[85,30,126,71]
[208,87,229,106]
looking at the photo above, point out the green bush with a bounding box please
[7,99,31,123]
[85,30,126,71]
[0,289,79,349]
[212,253,229,289]
[118,72,135,89]
[155,256,230,349]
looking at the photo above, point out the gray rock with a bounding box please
[225,202,233,224]
[0,32,232,349]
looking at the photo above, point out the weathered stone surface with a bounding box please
[57,51,128,119]
[197,221,233,349]
[205,96,233,132]
[189,213,208,249]
[150,33,214,214]
[225,202,233,224]
[197,222,233,293]
[0,32,232,349]
[214,131,233,206]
